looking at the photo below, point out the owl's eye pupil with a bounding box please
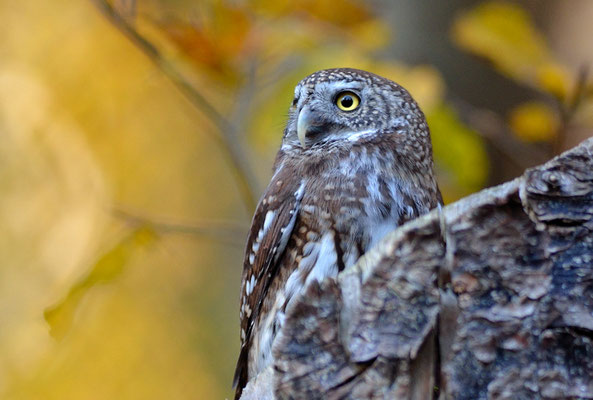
[340,96,353,108]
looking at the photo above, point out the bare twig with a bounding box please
[113,0,136,19]
[232,58,258,133]
[453,99,550,169]
[90,0,258,212]
[560,65,590,125]
[555,65,591,154]
[112,206,248,246]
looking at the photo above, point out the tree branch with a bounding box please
[112,206,247,246]
[90,0,259,212]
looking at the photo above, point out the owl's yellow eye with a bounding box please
[336,91,360,111]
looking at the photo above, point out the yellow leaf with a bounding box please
[536,63,571,100]
[509,101,558,142]
[452,1,555,89]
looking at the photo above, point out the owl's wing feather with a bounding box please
[233,169,306,396]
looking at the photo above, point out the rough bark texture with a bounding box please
[240,137,593,400]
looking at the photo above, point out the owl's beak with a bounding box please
[297,107,311,148]
[297,106,326,148]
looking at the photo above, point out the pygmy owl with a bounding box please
[233,68,442,398]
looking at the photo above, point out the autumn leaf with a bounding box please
[452,1,571,98]
[155,5,252,82]
[252,0,374,26]
[509,101,558,142]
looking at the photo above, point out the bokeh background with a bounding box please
[1,0,592,399]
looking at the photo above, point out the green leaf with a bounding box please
[427,104,489,202]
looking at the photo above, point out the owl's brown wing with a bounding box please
[233,169,306,397]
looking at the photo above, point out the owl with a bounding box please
[233,68,442,398]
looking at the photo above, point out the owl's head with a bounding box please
[282,68,430,150]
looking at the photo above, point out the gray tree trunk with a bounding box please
[241,137,593,400]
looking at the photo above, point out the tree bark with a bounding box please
[241,137,593,400]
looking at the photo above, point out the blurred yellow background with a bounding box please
[1,1,591,399]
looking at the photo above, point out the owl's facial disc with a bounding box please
[292,80,371,148]
[296,99,357,148]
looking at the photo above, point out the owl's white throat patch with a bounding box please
[347,129,376,142]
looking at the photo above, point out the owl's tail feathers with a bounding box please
[232,345,249,400]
